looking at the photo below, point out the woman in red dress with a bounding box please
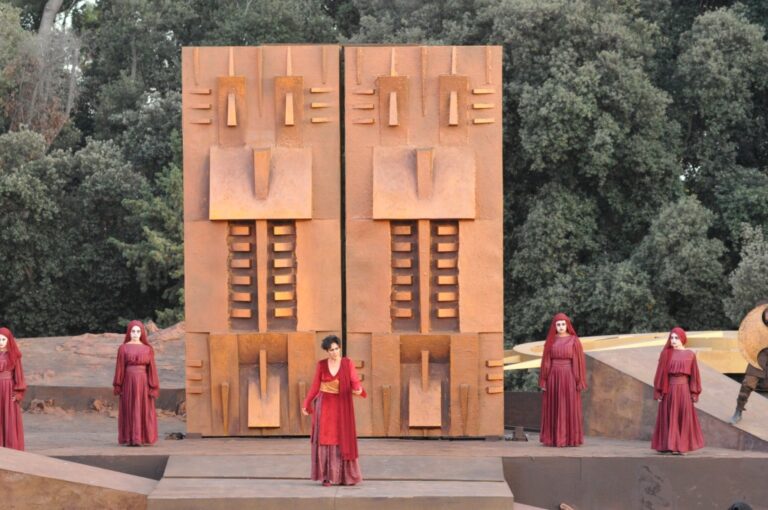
[112,320,159,446]
[0,327,25,450]
[539,312,587,447]
[652,327,704,454]
[302,335,366,486]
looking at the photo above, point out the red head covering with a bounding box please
[543,313,578,350]
[0,327,22,365]
[653,327,687,399]
[662,327,687,350]
[539,313,586,390]
[124,321,152,351]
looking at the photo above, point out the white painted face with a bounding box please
[670,332,683,349]
[555,320,568,335]
[327,342,341,361]
[130,326,142,342]
[0,335,7,350]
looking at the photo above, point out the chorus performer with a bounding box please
[539,313,587,447]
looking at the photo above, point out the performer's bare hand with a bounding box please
[301,407,309,416]
[352,388,363,396]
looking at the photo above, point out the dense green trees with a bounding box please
[0,0,766,340]
[0,130,150,334]
[724,226,768,323]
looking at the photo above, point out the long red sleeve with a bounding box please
[13,358,26,401]
[348,364,366,397]
[689,353,702,402]
[539,349,551,389]
[147,350,160,399]
[113,345,125,395]
[653,351,667,400]
[573,338,587,391]
[338,358,361,460]
[303,361,323,412]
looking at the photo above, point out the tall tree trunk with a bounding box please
[30,0,64,121]
[38,0,65,34]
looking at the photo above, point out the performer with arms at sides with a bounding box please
[302,335,366,486]
[113,320,159,446]
[539,313,587,447]
[652,327,704,454]
[0,327,25,450]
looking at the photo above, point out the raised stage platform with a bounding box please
[0,412,761,509]
[15,414,517,510]
[5,331,768,509]
[585,346,768,452]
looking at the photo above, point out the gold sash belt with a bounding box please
[320,380,339,394]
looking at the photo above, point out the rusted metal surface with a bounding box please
[182,46,341,436]
[344,46,504,437]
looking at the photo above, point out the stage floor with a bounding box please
[24,411,768,459]
[11,412,768,509]
[11,329,768,508]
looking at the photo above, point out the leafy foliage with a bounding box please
[0,130,149,335]
[113,134,184,327]
[0,3,31,131]
[0,0,766,344]
[632,196,727,329]
[724,225,768,324]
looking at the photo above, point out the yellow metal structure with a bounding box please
[505,330,748,374]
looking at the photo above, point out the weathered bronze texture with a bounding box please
[183,45,502,437]
[182,45,341,436]
[344,46,504,437]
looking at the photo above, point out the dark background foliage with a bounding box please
[0,0,766,342]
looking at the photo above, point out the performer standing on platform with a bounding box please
[652,327,704,454]
[113,320,159,446]
[302,335,366,486]
[730,304,768,424]
[539,313,587,447]
[0,327,25,450]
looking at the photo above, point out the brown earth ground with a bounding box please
[17,322,185,390]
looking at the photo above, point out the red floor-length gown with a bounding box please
[303,358,364,485]
[540,335,587,447]
[652,349,704,453]
[113,343,159,445]
[0,351,25,450]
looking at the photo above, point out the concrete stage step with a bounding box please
[148,455,514,509]
[504,454,768,510]
[585,346,768,451]
[162,454,505,481]
[0,446,156,509]
[148,479,513,510]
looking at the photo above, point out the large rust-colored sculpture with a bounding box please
[182,46,341,436]
[182,45,503,438]
[344,46,504,437]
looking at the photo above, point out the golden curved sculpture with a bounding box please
[504,330,748,374]
[738,304,768,370]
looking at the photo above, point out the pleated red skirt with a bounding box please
[652,375,704,453]
[540,360,583,447]
[118,365,158,445]
[310,393,362,485]
[0,374,24,450]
